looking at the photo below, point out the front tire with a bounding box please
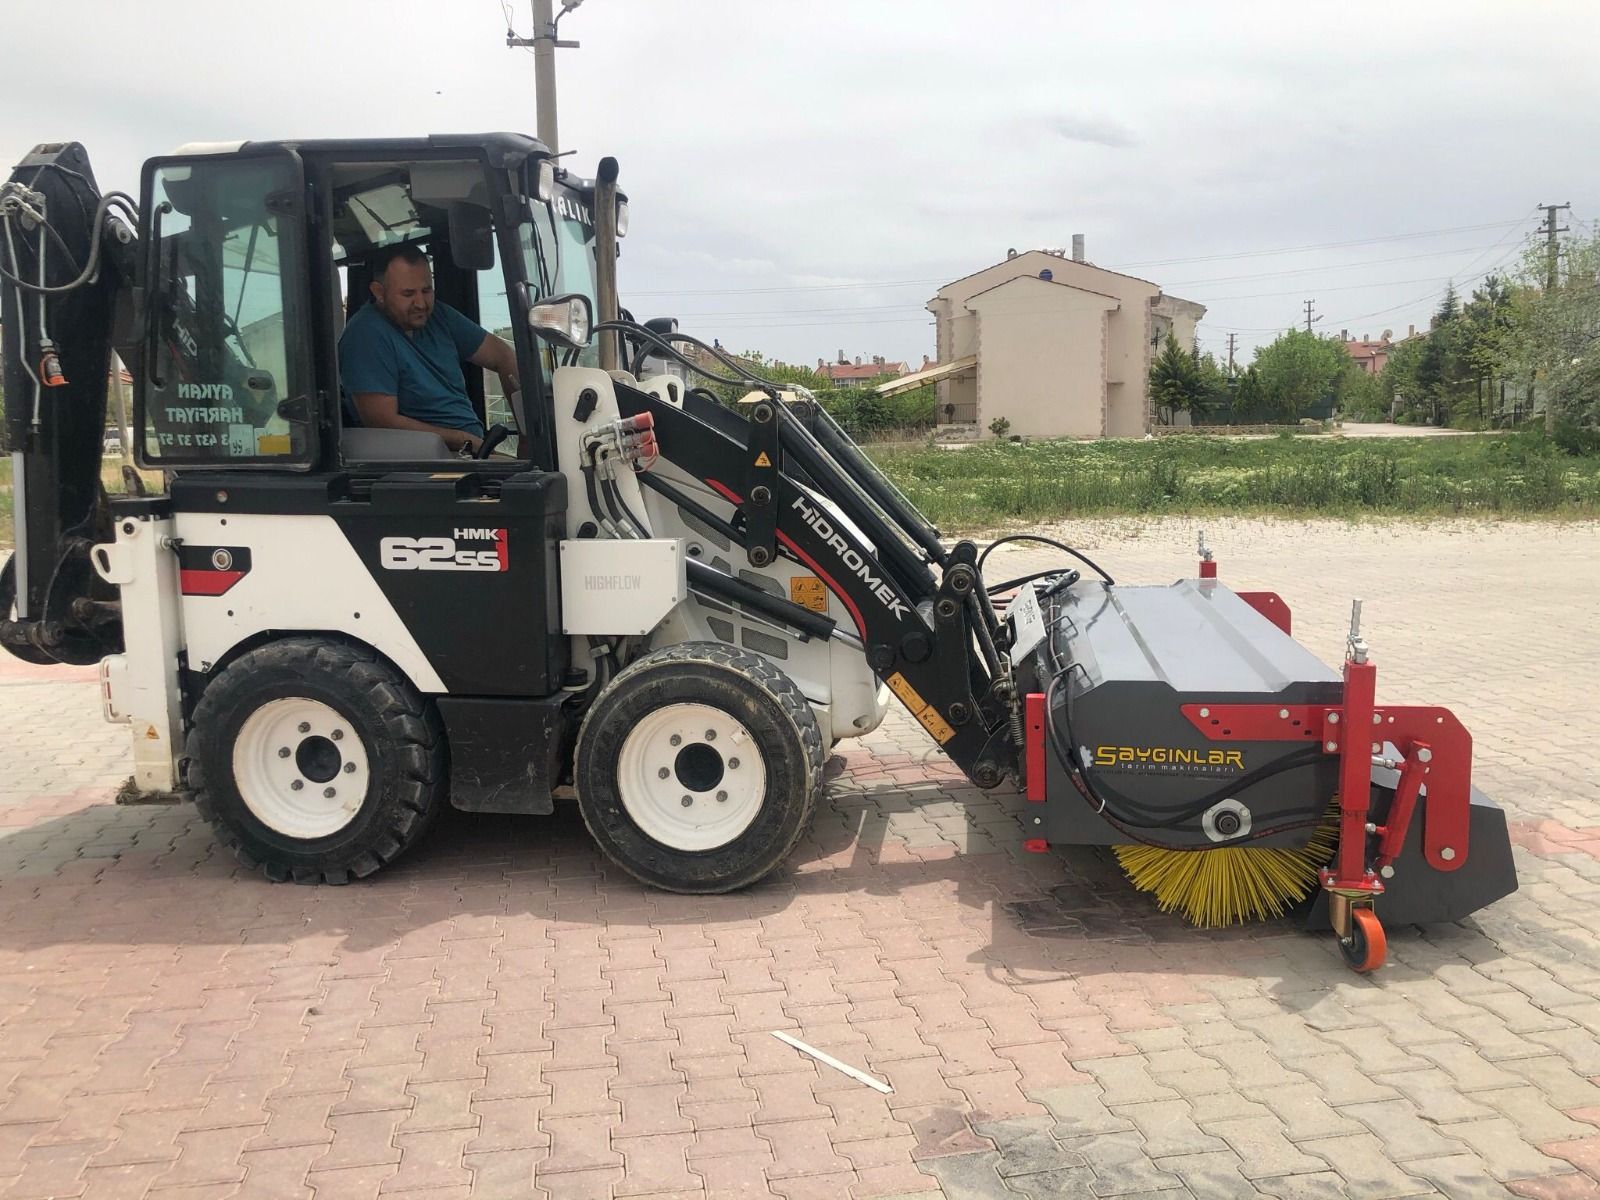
[189,637,446,884]
[574,642,823,893]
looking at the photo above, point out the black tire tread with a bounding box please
[574,641,824,893]
[188,636,446,886]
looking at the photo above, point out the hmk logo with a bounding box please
[381,528,508,573]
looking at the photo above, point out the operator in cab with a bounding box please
[339,244,518,453]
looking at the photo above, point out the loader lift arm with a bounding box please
[598,333,1024,791]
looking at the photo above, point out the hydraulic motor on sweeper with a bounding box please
[1,136,1515,971]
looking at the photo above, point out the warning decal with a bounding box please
[886,671,957,744]
[789,577,829,613]
[753,451,772,467]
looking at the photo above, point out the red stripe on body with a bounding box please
[180,569,246,597]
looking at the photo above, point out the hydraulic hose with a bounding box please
[978,533,1114,586]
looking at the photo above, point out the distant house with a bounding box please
[916,245,1206,438]
[1340,327,1417,375]
[815,354,907,386]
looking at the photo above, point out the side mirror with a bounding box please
[447,202,495,272]
[529,293,593,350]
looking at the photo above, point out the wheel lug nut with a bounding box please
[331,729,343,741]
[298,722,310,733]
[290,780,304,791]
[705,730,716,741]
[670,734,681,746]
[323,787,336,798]
[728,757,739,769]
[343,762,356,774]
[658,767,670,780]
[278,747,290,758]
[716,790,728,803]
[681,795,693,807]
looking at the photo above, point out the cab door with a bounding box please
[137,148,320,469]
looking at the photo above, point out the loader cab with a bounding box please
[133,134,615,476]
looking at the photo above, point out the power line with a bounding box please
[1162,241,1511,289]
[1320,234,1532,329]
[1205,218,1537,334]
[703,315,935,331]
[1113,219,1528,270]
[655,240,1517,320]
[1205,271,1516,305]
[623,217,1531,298]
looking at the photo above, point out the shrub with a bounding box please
[1553,416,1600,457]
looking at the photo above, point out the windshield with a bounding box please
[519,181,600,378]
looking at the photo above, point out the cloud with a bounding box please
[1047,114,1138,149]
[5,0,1596,369]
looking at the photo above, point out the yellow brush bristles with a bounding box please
[1114,811,1340,928]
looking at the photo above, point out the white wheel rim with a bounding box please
[616,702,767,851]
[232,697,371,839]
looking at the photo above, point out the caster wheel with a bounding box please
[1340,907,1387,973]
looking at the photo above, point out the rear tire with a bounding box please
[189,637,446,884]
[574,642,823,893]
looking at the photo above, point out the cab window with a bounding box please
[140,154,312,465]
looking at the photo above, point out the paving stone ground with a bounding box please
[2,515,1599,1199]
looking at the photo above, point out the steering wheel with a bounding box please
[474,423,511,460]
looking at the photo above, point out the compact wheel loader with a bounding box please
[1,136,1516,972]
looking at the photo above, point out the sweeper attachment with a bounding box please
[1008,538,1518,969]
[2,137,1516,973]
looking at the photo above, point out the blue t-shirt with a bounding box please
[339,301,490,438]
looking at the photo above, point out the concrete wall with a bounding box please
[946,309,979,422]
[969,276,1116,438]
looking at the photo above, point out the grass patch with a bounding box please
[868,432,1600,529]
[5,433,1596,552]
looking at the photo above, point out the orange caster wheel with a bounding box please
[1340,907,1386,973]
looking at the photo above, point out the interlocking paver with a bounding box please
[1473,1086,1600,1142]
[614,1132,698,1197]
[1059,1129,1185,1196]
[1295,1132,1436,1196]
[6,518,1600,1197]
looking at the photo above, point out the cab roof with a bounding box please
[169,133,550,170]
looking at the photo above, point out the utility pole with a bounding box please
[1303,299,1320,334]
[507,0,583,155]
[1225,333,1237,376]
[1537,202,1570,433]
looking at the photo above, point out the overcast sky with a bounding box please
[5,1,1598,368]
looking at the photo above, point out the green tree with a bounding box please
[1233,365,1265,421]
[1148,334,1209,424]
[1251,328,1348,420]
[1195,351,1230,421]
[1334,364,1386,421]
[1506,228,1600,434]
[1459,274,1518,426]
[1436,281,1461,324]
[1381,333,1428,423]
